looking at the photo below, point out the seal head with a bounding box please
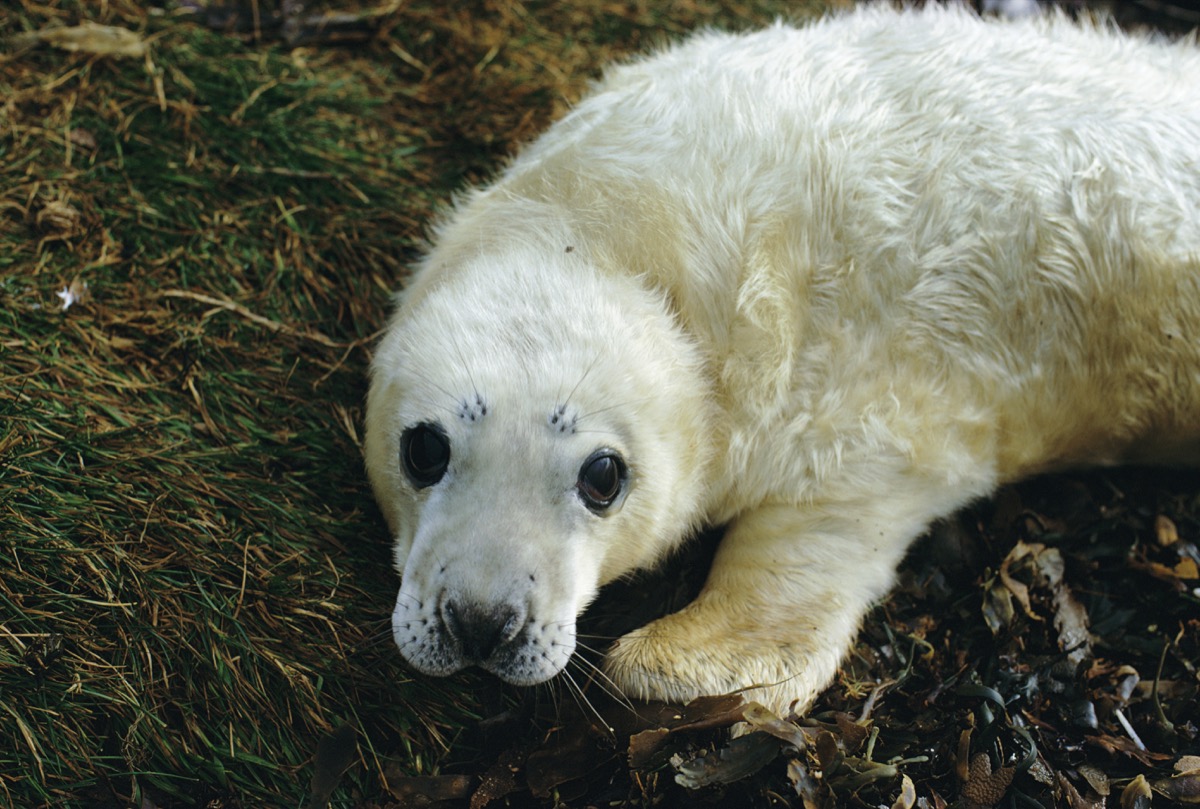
[365,246,713,684]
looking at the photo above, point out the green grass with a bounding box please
[0,1,817,805]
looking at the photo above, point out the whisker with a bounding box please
[571,631,623,643]
[571,637,611,656]
[559,668,616,736]
[393,590,421,607]
[548,668,583,717]
[446,328,480,405]
[408,394,461,419]
[568,652,639,715]
[577,395,659,421]
[561,351,603,411]
[403,364,467,413]
[543,675,563,717]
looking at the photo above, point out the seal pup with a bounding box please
[366,4,1200,712]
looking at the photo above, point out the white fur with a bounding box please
[366,5,1200,712]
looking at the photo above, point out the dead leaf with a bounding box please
[470,749,522,809]
[1121,774,1153,809]
[956,728,973,782]
[628,728,670,770]
[1156,515,1180,545]
[1086,733,1171,767]
[815,730,842,773]
[1151,756,1200,804]
[1006,541,1093,663]
[385,774,475,806]
[672,693,749,732]
[525,717,611,798]
[788,759,831,809]
[1175,557,1199,580]
[304,724,356,809]
[671,732,780,789]
[532,691,747,794]
[626,694,747,770]
[1034,545,1092,663]
[925,786,950,809]
[892,773,916,809]
[742,702,809,750]
[1056,771,1105,809]
[1026,754,1056,786]
[833,711,870,753]
[1129,555,1194,590]
[988,542,1092,661]
[981,576,1016,634]
[28,23,146,58]
[1077,764,1111,796]
[1152,773,1200,803]
[999,541,1039,620]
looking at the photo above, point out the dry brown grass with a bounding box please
[0,1,818,806]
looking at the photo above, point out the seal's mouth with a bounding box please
[392,585,578,686]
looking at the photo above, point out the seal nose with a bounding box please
[440,597,523,663]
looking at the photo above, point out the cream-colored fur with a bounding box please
[366,4,1200,713]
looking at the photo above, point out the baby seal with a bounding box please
[366,4,1200,712]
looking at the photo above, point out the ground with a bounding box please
[1,1,1197,807]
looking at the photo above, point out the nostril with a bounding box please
[440,597,523,663]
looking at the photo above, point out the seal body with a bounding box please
[366,5,1200,712]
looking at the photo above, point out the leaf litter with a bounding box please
[416,468,1198,808]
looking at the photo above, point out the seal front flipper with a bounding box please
[603,494,962,714]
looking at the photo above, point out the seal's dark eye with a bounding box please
[577,450,626,512]
[401,423,450,488]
